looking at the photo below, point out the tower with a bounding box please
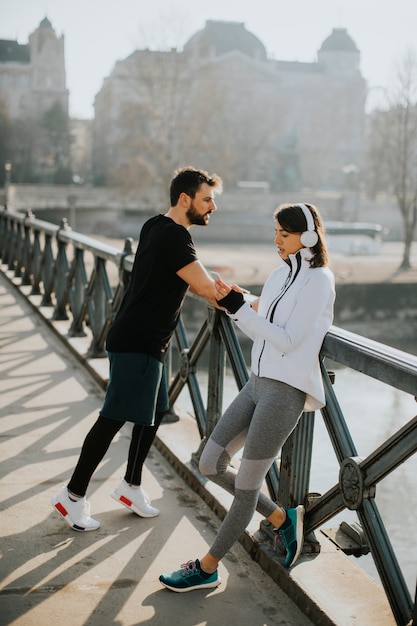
[28,16,68,118]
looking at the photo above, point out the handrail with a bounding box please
[323,326,417,395]
[0,204,415,626]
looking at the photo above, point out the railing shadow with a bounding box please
[1,204,416,626]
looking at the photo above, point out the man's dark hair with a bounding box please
[170,167,223,206]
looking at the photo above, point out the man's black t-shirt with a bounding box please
[106,215,198,360]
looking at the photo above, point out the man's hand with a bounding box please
[212,276,245,313]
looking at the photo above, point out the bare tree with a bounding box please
[183,57,285,188]
[113,48,191,206]
[98,14,196,207]
[112,50,290,204]
[41,102,72,183]
[0,94,72,184]
[0,96,12,186]
[367,49,417,269]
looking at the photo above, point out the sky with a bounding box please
[1,0,416,119]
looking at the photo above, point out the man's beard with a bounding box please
[186,202,210,226]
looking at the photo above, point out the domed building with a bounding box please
[93,20,366,194]
[318,27,361,73]
[183,20,267,61]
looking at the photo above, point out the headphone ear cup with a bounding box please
[300,230,318,247]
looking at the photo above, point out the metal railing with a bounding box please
[0,204,416,626]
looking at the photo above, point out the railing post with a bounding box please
[40,232,55,307]
[277,368,336,508]
[205,308,225,438]
[67,247,88,336]
[22,210,34,286]
[278,412,315,508]
[51,219,70,318]
[0,207,6,258]
[86,257,113,358]
[14,218,24,279]
[7,217,17,272]
[2,210,11,266]
[359,498,413,625]
[30,229,42,296]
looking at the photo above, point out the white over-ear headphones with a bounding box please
[298,203,318,248]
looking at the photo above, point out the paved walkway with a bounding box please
[0,272,313,626]
[0,257,399,626]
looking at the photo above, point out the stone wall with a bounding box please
[6,183,403,241]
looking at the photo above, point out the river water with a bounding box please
[176,345,417,596]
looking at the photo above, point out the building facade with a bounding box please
[0,17,70,183]
[93,20,366,196]
[0,17,68,121]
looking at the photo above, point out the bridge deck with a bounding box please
[0,271,395,626]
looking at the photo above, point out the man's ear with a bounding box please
[178,191,191,208]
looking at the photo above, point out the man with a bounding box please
[51,167,222,531]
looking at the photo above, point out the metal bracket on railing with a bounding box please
[179,348,192,382]
[339,456,376,510]
[321,521,370,557]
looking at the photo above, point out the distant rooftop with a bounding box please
[184,20,267,60]
[39,16,53,29]
[320,28,359,52]
[0,17,55,64]
[0,39,30,63]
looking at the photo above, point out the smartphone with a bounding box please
[211,271,221,280]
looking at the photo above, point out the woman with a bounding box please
[159,202,335,592]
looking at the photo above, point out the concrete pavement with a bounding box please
[0,271,314,626]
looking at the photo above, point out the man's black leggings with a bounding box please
[67,412,165,497]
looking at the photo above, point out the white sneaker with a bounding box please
[111,480,159,518]
[51,486,100,531]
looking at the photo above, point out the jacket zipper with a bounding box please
[256,252,302,375]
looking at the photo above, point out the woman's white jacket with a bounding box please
[229,248,335,411]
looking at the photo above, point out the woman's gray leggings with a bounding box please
[199,374,305,560]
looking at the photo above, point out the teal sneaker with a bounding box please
[159,559,221,593]
[274,505,305,567]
